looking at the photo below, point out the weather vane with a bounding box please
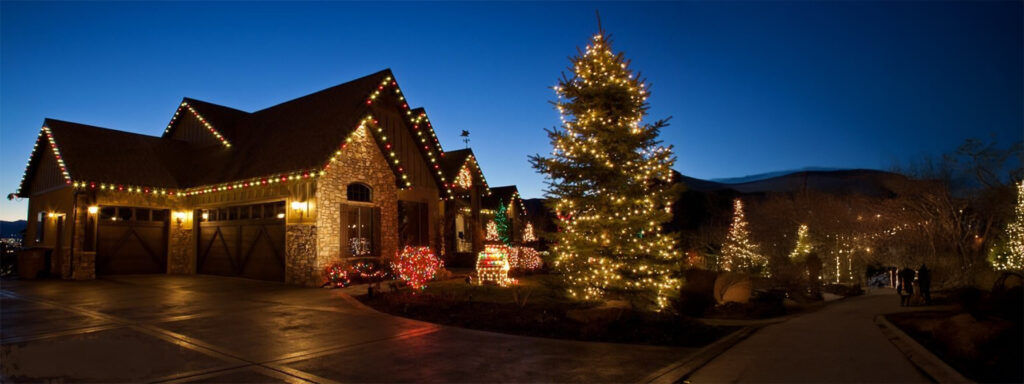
[461,130,470,148]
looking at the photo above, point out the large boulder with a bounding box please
[714,272,752,304]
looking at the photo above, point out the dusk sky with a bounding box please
[1,1,1021,221]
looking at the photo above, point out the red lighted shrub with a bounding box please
[390,246,443,291]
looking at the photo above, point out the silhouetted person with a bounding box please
[917,264,932,304]
[898,267,916,306]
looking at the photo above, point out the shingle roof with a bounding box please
[16,69,451,197]
[439,148,490,193]
[483,185,524,215]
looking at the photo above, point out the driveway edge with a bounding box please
[643,326,758,384]
[874,314,972,384]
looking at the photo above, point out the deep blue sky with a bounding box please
[2,1,1021,220]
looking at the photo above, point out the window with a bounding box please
[116,207,133,222]
[346,206,379,257]
[35,212,45,244]
[100,207,116,221]
[399,201,429,247]
[347,183,371,202]
[201,202,285,223]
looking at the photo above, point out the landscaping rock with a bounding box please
[714,272,752,304]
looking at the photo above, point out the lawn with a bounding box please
[358,274,737,347]
[887,310,1023,383]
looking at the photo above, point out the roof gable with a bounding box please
[17,69,459,197]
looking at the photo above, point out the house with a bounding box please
[15,69,515,285]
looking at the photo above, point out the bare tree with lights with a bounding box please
[530,28,683,310]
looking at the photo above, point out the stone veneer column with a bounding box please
[167,226,195,274]
[70,193,94,280]
[314,125,398,285]
[286,224,318,286]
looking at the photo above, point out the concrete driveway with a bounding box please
[1,275,696,383]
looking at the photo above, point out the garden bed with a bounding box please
[886,310,1023,383]
[358,274,737,347]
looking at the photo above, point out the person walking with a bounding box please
[917,264,932,305]
[898,267,916,307]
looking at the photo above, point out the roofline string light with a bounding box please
[163,101,232,148]
[15,126,73,195]
[70,169,321,196]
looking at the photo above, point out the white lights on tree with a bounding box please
[721,198,767,275]
[529,29,682,311]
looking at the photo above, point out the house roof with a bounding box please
[439,148,490,194]
[16,69,453,197]
[483,185,526,216]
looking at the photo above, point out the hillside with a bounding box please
[1,220,27,238]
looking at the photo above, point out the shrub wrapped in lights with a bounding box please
[324,263,352,288]
[390,246,443,291]
[509,246,542,272]
[476,245,514,286]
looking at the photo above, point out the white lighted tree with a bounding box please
[788,224,813,262]
[721,198,767,275]
[529,28,682,310]
[989,180,1024,271]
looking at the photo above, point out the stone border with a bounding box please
[874,314,972,384]
[642,326,758,384]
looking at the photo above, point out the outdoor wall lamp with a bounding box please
[173,211,188,227]
[87,206,99,215]
[291,201,308,219]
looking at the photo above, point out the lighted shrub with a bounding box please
[391,246,443,291]
[510,246,542,271]
[324,263,351,288]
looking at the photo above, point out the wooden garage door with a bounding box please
[96,206,169,275]
[198,202,285,281]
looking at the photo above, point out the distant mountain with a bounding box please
[1,220,27,238]
[710,167,845,184]
[678,169,909,197]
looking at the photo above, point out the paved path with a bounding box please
[1,275,697,383]
[688,288,931,383]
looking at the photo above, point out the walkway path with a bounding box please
[689,288,931,383]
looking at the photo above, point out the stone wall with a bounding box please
[286,224,318,286]
[168,227,195,274]
[315,125,398,282]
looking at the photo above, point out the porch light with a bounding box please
[87,206,99,215]
[173,211,188,227]
[291,201,308,219]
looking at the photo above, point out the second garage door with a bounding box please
[198,202,286,281]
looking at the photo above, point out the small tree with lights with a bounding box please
[788,224,813,263]
[495,200,512,245]
[989,180,1024,271]
[530,27,682,310]
[721,198,768,275]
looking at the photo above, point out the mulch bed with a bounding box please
[358,283,736,348]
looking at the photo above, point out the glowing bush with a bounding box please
[390,246,443,291]
[324,263,351,288]
[510,246,542,271]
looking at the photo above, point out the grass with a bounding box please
[359,274,737,347]
[887,310,1023,383]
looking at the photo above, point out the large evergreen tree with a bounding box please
[721,198,767,275]
[530,29,682,310]
[989,180,1024,271]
